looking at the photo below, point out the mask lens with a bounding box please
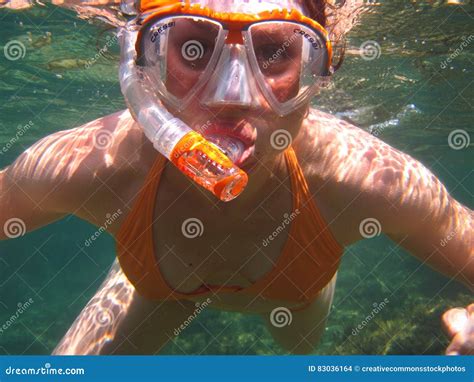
[139,16,222,102]
[248,21,329,105]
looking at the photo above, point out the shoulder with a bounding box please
[7,109,155,215]
[293,108,430,244]
[296,108,419,194]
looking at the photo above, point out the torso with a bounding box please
[150,154,297,312]
[72,108,367,313]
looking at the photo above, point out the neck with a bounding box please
[165,149,288,215]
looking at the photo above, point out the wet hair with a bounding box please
[304,0,367,71]
[304,0,366,38]
[304,0,327,26]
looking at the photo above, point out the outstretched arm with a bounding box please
[0,120,106,241]
[380,153,473,290]
[0,133,73,240]
[303,110,473,286]
[381,153,473,355]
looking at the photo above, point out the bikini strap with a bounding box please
[284,145,339,242]
[284,145,313,210]
[116,153,167,248]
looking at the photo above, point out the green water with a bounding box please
[0,2,472,355]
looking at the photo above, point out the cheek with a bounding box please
[265,64,301,103]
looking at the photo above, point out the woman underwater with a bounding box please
[0,0,472,355]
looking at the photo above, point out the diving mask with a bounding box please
[136,0,333,115]
[119,0,333,202]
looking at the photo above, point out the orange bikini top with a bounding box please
[115,146,343,303]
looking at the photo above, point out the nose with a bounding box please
[201,44,261,109]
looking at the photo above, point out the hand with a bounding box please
[442,304,474,355]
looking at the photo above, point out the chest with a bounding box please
[151,167,297,294]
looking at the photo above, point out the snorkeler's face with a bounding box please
[140,0,321,170]
[166,93,308,172]
[163,57,308,173]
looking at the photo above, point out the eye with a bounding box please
[256,44,290,62]
[254,43,294,75]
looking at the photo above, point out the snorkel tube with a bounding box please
[118,3,248,202]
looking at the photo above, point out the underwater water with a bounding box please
[0,1,472,355]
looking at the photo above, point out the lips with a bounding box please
[202,122,256,148]
[196,121,257,167]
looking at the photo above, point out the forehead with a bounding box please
[187,0,308,14]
